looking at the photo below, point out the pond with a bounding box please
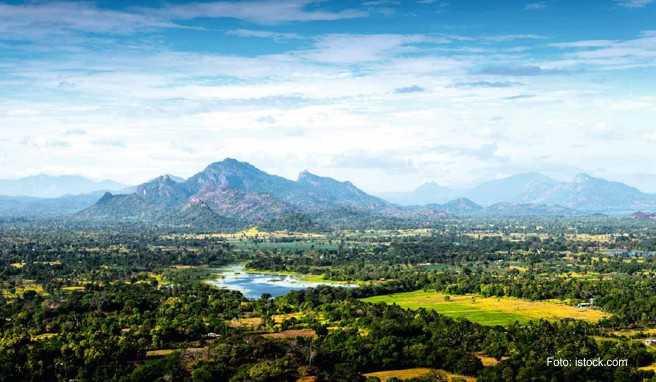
[207,264,355,299]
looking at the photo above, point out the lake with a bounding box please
[207,264,354,299]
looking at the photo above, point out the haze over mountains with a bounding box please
[381,172,656,214]
[1,159,656,226]
[0,176,127,218]
[0,175,126,198]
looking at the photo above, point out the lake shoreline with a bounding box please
[205,263,356,299]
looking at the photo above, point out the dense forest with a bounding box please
[2,218,656,381]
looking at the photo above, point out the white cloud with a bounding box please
[1,12,655,190]
[0,2,178,39]
[482,34,547,42]
[615,0,653,8]
[543,31,656,71]
[549,40,616,48]
[416,0,450,8]
[301,33,447,64]
[525,2,547,11]
[363,0,400,6]
[0,0,366,42]
[159,0,367,24]
[226,29,303,41]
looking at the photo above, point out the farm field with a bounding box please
[362,368,476,382]
[261,329,316,339]
[361,290,609,326]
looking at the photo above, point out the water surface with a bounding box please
[208,264,353,299]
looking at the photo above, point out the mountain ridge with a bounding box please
[2,162,654,224]
[383,172,656,213]
[78,158,398,229]
[0,175,126,198]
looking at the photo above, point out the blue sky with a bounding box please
[1,0,655,192]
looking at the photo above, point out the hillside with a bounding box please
[383,173,656,214]
[78,159,402,229]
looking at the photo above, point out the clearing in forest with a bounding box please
[363,368,476,382]
[261,329,316,339]
[361,290,609,326]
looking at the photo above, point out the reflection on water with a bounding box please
[207,264,355,299]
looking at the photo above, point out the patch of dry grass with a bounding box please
[474,353,501,367]
[146,349,178,357]
[261,329,316,339]
[227,317,264,328]
[363,368,476,382]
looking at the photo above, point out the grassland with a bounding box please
[475,353,502,367]
[610,328,656,338]
[362,368,476,382]
[227,312,309,329]
[361,290,609,326]
[1,281,47,299]
[639,363,656,372]
[261,329,316,339]
[145,349,178,358]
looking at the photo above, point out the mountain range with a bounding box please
[381,172,656,214]
[633,212,656,221]
[1,160,655,227]
[0,175,126,198]
[77,159,405,230]
[0,192,108,218]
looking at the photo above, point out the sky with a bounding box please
[1,0,655,193]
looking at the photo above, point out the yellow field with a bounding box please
[611,328,656,337]
[362,290,609,326]
[61,286,86,292]
[2,281,47,299]
[475,353,501,367]
[566,234,612,243]
[273,312,306,324]
[296,377,318,382]
[363,368,475,382]
[146,272,167,285]
[171,264,199,269]
[261,329,316,339]
[341,228,435,238]
[226,312,308,329]
[146,349,178,357]
[465,232,503,239]
[163,227,325,241]
[639,363,656,372]
[227,317,264,328]
[31,333,58,341]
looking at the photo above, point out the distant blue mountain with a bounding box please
[2,164,654,222]
[464,173,559,206]
[0,175,126,198]
[380,173,656,214]
[0,192,105,217]
[379,182,457,206]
